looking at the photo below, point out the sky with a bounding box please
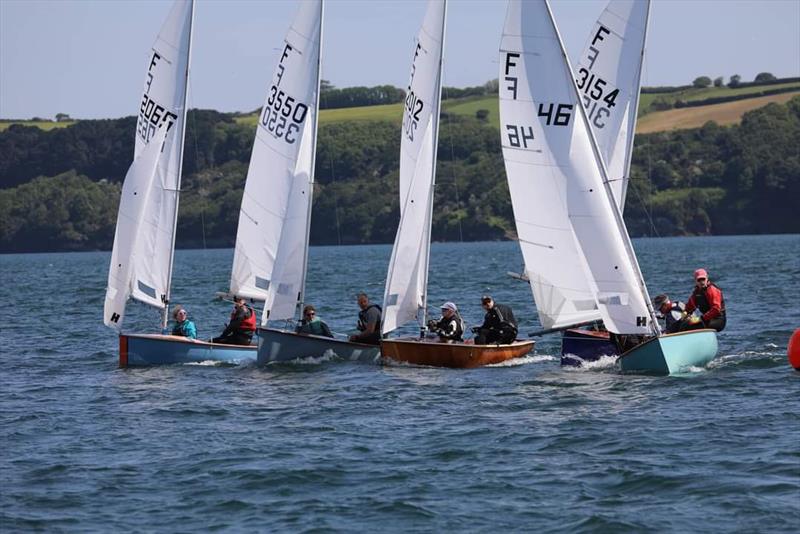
[1,0,798,120]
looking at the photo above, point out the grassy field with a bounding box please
[638,81,800,113]
[6,81,798,134]
[0,120,76,131]
[636,92,800,133]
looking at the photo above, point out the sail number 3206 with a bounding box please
[261,85,309,144]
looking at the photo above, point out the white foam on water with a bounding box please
[489,354,556,367]
[184,360,235,367]
[562,354,618,371]
[280,350,339,366]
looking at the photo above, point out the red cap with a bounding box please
[694,268,708,280]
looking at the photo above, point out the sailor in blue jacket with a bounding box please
[168,305,197,339]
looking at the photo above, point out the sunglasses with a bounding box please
[305,311,315,317]
[696,277,707,282]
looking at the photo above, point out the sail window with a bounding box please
[255,277,270,290]
[137,280,157,300]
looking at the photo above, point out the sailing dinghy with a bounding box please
[559,0,651,365]
[380,0,534,368]
[252,0,381,364]
[498,0,717,375]
[104,0,256,366]
[508,0,652,366]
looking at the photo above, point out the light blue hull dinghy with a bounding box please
[257,328,380,365]
[618,329,718,375]
[119,334,257,367]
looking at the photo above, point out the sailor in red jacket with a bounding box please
[212,296,257,345]
[684,268,726,332]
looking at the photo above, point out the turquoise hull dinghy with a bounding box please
[618,329,718,375]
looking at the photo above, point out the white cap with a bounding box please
[441,301,457,312]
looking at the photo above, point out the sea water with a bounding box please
[1,235,798,531]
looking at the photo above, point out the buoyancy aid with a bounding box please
[358,304,382,331]
[691,282,726,319]
[231,306,257,333]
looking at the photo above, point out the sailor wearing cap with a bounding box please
[652,294,689,334]
[426,301,465,342]
[684,268,726,332]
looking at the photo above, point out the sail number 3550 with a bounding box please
[261,86,309,144]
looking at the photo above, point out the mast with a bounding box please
[418,0,447,336]
[160,0,194,330]
[297,0,324,320]
[619,0,651,208]
[544,0,660,336]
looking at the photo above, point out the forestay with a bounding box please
[228,0,322,322]
[575,0,649,208]
[499,0,652,335]
[382,0,446,335]
[104,0,193,330]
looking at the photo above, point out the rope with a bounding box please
[441,85,464,242]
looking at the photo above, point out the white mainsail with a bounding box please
[499,0,653,335]
[382,0,446,335]
[104,0,193,330]
[228,0,322,322]
[575,0,650,208]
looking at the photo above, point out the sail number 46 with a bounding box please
[261,86,309,144]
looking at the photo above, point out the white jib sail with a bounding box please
[229,0,322,322]
[104,0,193,330]
[500,0,651,335]
[382,0,446,335]
[575,0,649,208]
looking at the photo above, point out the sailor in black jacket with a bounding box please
[474,295,518,345]
[427,301,465,342]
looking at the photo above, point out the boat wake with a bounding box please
[562,354,619,372]
[183,359,251,367]
[269,350,340,366]
[489,354,556,367]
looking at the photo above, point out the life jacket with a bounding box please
[693,282,726,317]
[435,313,465,341]
[358,304,382,331]
[231,306,257,333]
[172,321,189,337]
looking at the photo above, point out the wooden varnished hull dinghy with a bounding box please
[381,338,534,368]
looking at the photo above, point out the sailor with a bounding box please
[295,304,334,338]
[652,294,693,334]
[427,301,465,343]
[473,295,518,345]
[349,292,382,346]
[684,268,726,332]
[212,296,256,345]
[168,305,197,339]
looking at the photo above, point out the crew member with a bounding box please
[427,301,465,343]
[212,296,256,345]
[168,305,197,339]
[349,293,382,345]
[473,295,518,345]
[652,294,694,334]
[296,304,334,338]
[684,268,726,332]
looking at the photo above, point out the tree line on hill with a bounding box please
[1,96,798,253]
